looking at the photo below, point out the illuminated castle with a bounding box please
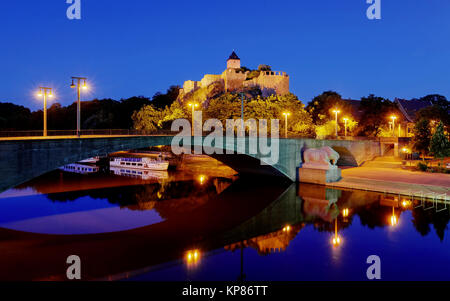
[178,51,290,101]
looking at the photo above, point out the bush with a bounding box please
[417,162,428,172]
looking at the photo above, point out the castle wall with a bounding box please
[201,74,222,87]
[221,69,246,92]
[183,80,200,94]
[254,71,289,97]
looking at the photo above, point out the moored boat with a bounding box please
[110,156,169,171]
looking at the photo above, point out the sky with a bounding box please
[1,0,450,110]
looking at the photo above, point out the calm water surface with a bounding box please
[0,158,449,281]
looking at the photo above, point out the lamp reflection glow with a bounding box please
[282,225,291,232]
[390,207,398,227]
[331,219,342,247]
[185,249,201,266]
[342,208,349,218]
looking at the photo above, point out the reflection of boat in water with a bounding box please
[59,163,99,175]
[110,166,169,180]
[110,156,169,171]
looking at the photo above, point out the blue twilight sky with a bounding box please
[1,0,449,110]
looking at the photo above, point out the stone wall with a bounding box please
[183,80,200,94]
[254,71,289,97]
[221,69,247,92]
[200,74,222,87]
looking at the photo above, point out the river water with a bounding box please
[0,156,449,281]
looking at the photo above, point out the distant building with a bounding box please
[394,98,434,136]
[342,98,434,137]
[178,51,290,102]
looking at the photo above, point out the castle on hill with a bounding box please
[178,51,290,102]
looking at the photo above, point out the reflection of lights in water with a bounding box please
[390,207,398,227]
[198,175,206,185]
[342,208,349,217]
[331,219,342,247]
[401,200,411,208]
[186,249,201,266]
[282,225,291,232]
[332,236,341,246]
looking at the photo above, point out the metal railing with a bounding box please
[0,129,175,138]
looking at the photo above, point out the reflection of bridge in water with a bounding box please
[2,174,447,281]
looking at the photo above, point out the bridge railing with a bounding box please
[0,129,175,138]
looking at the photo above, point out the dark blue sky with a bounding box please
[1,0,449,110]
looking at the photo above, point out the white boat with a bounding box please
[59,163,100,175]
[78,156,100,164]
[110,167,169,180]
[110,156,169,171]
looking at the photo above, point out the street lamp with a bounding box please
[70,77,88,137]
[37,87,53,137]
[239,92,245,132]
[282,112,290,138]
[390,115,397,137]
[342,117,349,137]
[188,102,199,136]
[332,109,340,138]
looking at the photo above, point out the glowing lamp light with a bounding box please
[390,215,398,227]
[282,225,291,232]
[332,236,342,246]
[186,249,201,266]
[389,207,398,227]
[198,175,206,185]
[342,208,349,218]
[37,92,43,97]
[282,112,291,117]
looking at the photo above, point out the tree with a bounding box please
[416,94,450,127]
[257,64,272,71]
[357,94,399,137]
[306,91,351,125]
[315,121,339,139]
[151,86,180,109]
[413,118,431,160]
[430,121,450,160]
[132,105,165,133]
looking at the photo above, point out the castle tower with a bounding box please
[226,51,241,69]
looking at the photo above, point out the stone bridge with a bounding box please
[0,136,382,192]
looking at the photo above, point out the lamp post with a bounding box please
[282,112,290,138]
[188,102,199,136]
[343,117,349,137]
[390,116,397,137]
[332,109,340,138]
[239,92,245,132]
[71,77,88,137]
[37,87,53,137]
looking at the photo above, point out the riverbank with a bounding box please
[327,166,450,201]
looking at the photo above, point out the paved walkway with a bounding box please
[327,166,450,201]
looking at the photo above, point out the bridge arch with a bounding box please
[0,136,381,192]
